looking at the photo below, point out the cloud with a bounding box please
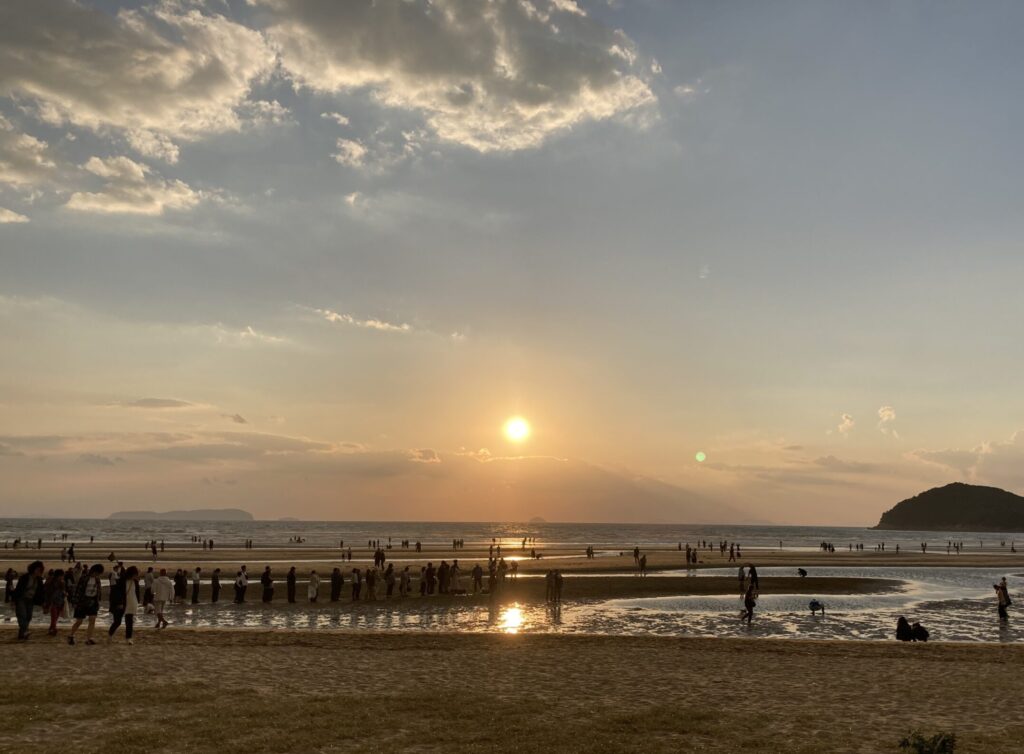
[65,155,201,215]
[125,129,181,164]
[313,307,412,333]
[837,413,855,435]
[206,324,287,347]
[0,206,29,223]
[79,453,122,466]
[223,413,248,425]
[0,117,55,186]
[333,138,368,168]
[321,111,350,126]
[0,442,25,457]
[812,455,879,474]
[907,431,1024,491]
[409,448,441,463]
[877,405,898,438]
[259,0,655,152]
[126,398,193,409]
[908,448,979,477]
[0,0,276,146]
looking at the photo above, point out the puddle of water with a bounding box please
[4,568,1020,642]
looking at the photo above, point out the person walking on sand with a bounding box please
[68,563,105,645]
[191,567,201,605]
[152,568,173,629]
[43,568,66,636]
[308,570,320,602]
[286,567,297,603]
[143,567,155,612]
[115,566,140,644]
[12,560,45,641]
[106,566,128,642]
[639,554,648,577]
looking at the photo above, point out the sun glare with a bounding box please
[503,416,531,443]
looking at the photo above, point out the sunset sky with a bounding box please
[3,0,1024,524]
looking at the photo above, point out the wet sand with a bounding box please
[1,629,1022,753]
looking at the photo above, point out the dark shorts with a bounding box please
[73,601,99,620]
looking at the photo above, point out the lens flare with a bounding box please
[695,451,707,463]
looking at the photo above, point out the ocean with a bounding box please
[2,518,1022,550]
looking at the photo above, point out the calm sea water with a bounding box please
[2,518,1023,550]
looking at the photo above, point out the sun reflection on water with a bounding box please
[498,604,524,634]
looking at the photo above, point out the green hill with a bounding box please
[874,483,1024,532]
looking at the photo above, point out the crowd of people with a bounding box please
[5,534,1019,643]
[4,550,555,642]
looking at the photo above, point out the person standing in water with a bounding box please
[308,570,320,602]
[742,583,757,626]
[330,568,343,602]
[152,568,173,629]
[211,568,221,603]
[260,567,274,603]
[286,567,297,603]
[995,577,1012,621]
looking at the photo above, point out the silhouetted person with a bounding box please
[261,567,273,603]
[896,616,914,641]
[286,567,297,603]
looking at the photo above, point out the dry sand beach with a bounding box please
[1,630,1023,754]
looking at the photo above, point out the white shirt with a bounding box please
[153,575,173,602]
[125,582,139,615]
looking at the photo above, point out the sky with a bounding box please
[2,0,1024,524]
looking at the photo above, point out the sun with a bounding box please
[503,416,531,443]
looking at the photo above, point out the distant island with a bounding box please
[107,508,254,522]
[528,516,548,524]
[874,483,1024,532]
